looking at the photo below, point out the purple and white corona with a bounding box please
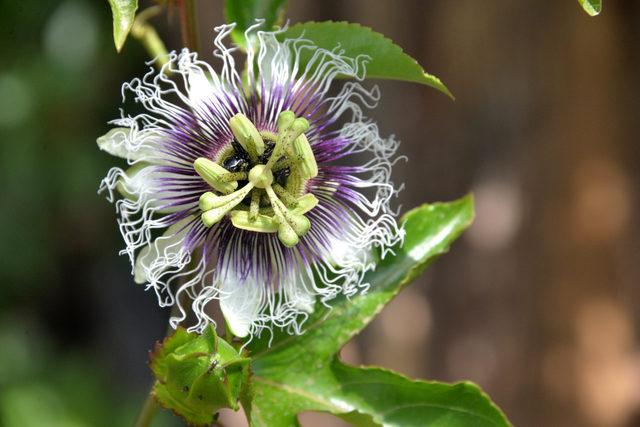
[98,23,404,339]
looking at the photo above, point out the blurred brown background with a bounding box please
[1,0,638,426]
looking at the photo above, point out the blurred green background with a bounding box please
[1,1,639,426]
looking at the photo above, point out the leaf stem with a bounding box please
[131,6,170,69]
[134,392,159,427]
[178,0,199,51]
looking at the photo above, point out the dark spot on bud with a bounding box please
[198,394,204,401]
[183,386,189,393]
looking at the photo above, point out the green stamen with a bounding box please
[229,113,265,161]
[277,110,295,132]
[272,157,294,172]
[249,190,261,221]
[219,172,248,183]
[265,115,309,169]
[259,130,278,142]
[272,184,299,207]
[194,158,238,194]
[291,133,318,179]
[199,183,254,227]
[265,185,311,247]
[229,210,279,233]
[292,193,319,215]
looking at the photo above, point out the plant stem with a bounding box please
[178,0,199,51]
[131,6,170,69]
[135,392,159,427]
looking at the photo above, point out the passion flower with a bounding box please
[98,23,404,338]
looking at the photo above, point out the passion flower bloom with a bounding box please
[98,23,404,338]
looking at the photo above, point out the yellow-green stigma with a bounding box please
[193,111,319,247]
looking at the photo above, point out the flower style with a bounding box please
[98,23,404,339]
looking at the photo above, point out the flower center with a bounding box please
[193,111,319,247]
[248,165,273,189]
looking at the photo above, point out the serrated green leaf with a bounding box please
[578,0,602,16]
[251,361,509,427]
[243,196,510,426]
[277,21,453,99]
[249,195,475,359]
[224,0,288,48]
[107,0,138,52]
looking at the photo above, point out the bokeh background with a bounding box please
[1,0,639,426]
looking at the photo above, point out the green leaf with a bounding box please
[578,0,602,16]
[107,0,138,52]
[224,0,288,48]
[244,196,510,426]
[277,21,453,99]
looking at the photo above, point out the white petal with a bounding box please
[327,237,371,268]
[134,216,194,284]
[115,162,149,200]
[97,128,131,158]
[283,263,315,313]
[188,69,217,111]
[119,164,198,214]
[97,127,165,163]
[219,276,263,338]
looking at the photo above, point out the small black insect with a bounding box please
[222,154,249,172]
[231,138,249,158]
[223,139,250,172]
[275,168,290,187]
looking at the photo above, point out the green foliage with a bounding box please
[107,0,138,51]
[151,325,250,426]
[578,0,602,16]
[224,0,288,48]
[240,196,510,426]
[277,21,453,99]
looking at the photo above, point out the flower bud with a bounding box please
[150,325,249,426]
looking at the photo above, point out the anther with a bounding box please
[265,186,311,247]
[219,172,247,183]
[290,133,317,179]
[229,113,265,161]
[199,183,254,227]
[266,115,310,169]
[249,190,261,221]
[230,210,279,233]
[194,158,238,194]
[272,184,298,207]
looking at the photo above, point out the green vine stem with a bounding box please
[131,6,170,69]
[134,392,159,427]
